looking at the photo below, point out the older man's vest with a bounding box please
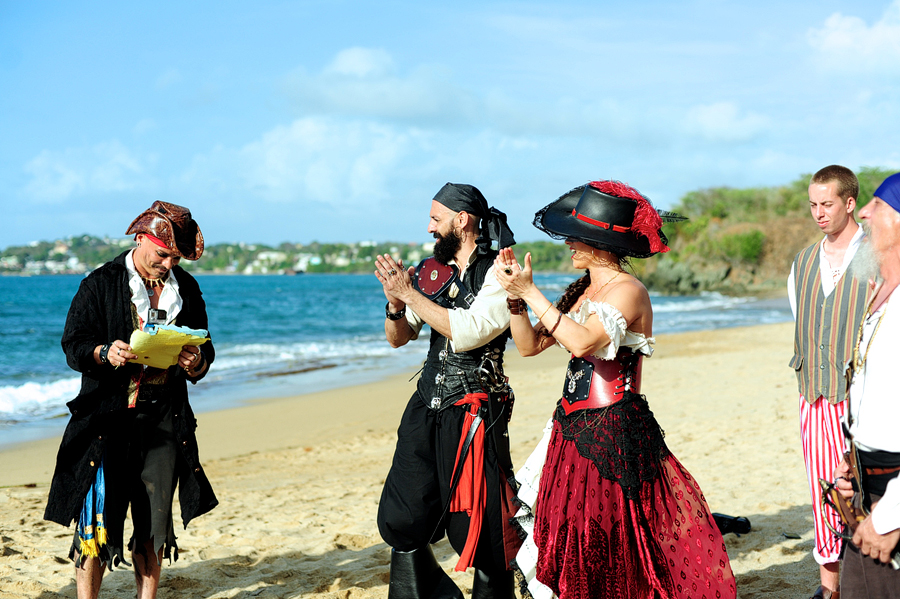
[789,242,869,405]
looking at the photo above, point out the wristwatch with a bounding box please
[99,343,111,364]
[385,302,406,321]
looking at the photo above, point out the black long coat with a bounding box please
[44,251,218,529]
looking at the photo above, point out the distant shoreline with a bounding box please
[0,270,791,298]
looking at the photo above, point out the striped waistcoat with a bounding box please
[789,242,869,405]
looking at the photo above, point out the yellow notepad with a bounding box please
[129,325,209,369]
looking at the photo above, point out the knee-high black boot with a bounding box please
[471,568,515,599]
[388,547,464,599]
[472,568,516,599]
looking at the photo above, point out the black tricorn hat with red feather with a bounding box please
[533,180,686,259]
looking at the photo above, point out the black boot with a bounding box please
[388,546,464,599]
[471,568,515,599]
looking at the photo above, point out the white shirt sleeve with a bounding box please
[404,305,425,340]
[446,267,511,352]
[871,475,900,535]
[583,300,627,360]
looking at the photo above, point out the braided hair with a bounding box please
[536,273,589,339]
[556,272,591,315]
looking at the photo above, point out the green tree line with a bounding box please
[640,167,895,294]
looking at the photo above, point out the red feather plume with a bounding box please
[589,180,668,253]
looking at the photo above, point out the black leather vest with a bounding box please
[416,250,510,411]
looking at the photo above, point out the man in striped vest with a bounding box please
[789,165,869,599]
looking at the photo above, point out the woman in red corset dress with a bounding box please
[494,181,736,599]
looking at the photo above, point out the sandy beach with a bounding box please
[0,321,818,598]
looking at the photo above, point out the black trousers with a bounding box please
[70,400,178,568]
[377,391,515,573]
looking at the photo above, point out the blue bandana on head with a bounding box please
[875,172,900,213]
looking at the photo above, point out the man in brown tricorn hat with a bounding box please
[44,201,216,599]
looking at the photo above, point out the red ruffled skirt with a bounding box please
[533,404,736,599]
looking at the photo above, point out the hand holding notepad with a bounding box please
[129,324,209,369]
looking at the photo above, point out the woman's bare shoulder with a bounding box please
[606,274,648,301]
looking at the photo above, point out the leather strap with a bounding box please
[865,465,900,476]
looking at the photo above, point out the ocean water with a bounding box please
[0,272,791,446]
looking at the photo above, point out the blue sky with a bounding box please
[2,1,899,248]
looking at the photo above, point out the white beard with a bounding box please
[850,224,882,284]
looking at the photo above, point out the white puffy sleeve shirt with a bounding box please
[404,257,511,352]
[560,300,655,359]
[847,296,900,535]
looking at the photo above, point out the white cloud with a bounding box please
[284,47,770,151]
[325,47,395,78]
[175,116,559,243]
[181,117,431,204]
[283,52,473,125]
[176,114,567,230]
[286,47,627,136]
[807,1,900,72]
[23,152,84,202]
[682,102,769,143]
[23,141,154,202]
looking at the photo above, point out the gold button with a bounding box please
[90,461,95,467]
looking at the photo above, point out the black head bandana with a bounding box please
[432,183,516,252]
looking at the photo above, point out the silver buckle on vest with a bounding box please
[431,397,441,410]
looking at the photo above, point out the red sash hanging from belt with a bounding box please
[450,392,487,571]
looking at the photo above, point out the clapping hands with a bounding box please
[493,248,534,299]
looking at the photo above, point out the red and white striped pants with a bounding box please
[799,394,848,564]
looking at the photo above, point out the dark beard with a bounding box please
[433,227,463,265]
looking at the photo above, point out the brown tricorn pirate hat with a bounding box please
[125,201,204,260]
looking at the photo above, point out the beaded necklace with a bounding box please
[852,304,887,377]
[140,275,166,297]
